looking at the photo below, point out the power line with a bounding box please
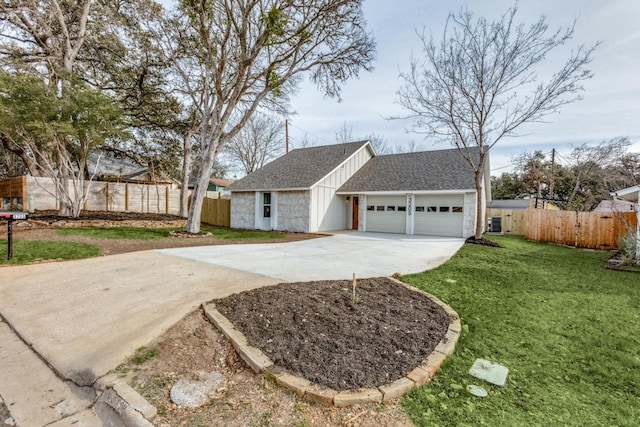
[287,122,335,146]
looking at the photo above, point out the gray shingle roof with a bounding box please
[338,147,478,193]
[488,199,531,210]
[229,141,371,191]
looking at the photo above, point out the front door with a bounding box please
[352,196,359,229]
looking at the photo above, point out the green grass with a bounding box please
[401,236,639,427]
[57,225,285,241]
[0,239,100,265]
[57,226,176,240]
[199,226,285,240]
[131,347,158,365]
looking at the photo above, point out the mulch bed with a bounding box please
[605,251,640,273]
[465,236,501,247]
[214,277,450,390]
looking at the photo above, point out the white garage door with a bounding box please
[365,196,406,234]
[414,195,464,237]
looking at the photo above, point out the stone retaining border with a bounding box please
[203,276,461,407]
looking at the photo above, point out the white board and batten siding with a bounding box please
[310,146,373,232]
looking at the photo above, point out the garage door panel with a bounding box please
[414,195,464,237]
[365,196,406,234]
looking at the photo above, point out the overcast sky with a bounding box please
[285,0,640,173]
[160,0,640,174]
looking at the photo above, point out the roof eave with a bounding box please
[336,189,475,195]
[230,187,310,193]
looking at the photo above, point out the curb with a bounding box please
[203,277,461,407]
[93,374,157,426]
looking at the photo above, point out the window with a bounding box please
[398,206,406,212]
[415,206,425,212]
[367,205,374,211]
[453,206,463,213]
[427,206,437,212]
[387,206,395,211]
[376,206,384,211]
[439,206,450,212]
[263,192,271,218]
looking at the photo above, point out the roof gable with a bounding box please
[229,141,373,191]
[338,147,478,193]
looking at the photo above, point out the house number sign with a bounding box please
[408,196,413,215]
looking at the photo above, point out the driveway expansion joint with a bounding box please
[203,278,461,407]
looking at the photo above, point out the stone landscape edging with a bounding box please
[203,276,461,407]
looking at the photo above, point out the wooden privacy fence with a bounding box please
[0,176,26,210]
[200,197,231,227]
[526,209,637,250]
[486,208,527,235]
[0,176,183,215]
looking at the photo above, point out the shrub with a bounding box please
[617,228,639,264]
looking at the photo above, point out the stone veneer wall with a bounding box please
[463,192,477,237]
[277,191,310,233]
[230,192,256,229]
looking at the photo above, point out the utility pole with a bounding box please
[549,148,555,200]
[285,119,289,153]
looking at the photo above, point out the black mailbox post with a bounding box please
[0,211,29,260]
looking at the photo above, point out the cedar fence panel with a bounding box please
[200,197,231,227]
[0,176,26,210]
[486,208,527,235]
[526,209,636,250]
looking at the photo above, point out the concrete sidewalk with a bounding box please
[0,251,278,425]
[0,252,277,387]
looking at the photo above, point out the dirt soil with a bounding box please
[2,211,441,425]
[124,309,414,427]
[0,397,12,427]
[215,277,450,390]
[1,210,316,256]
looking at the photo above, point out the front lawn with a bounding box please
[0,239,100,265]
[401,235,639,426]
[56,226,285,241]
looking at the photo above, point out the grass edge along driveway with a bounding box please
[401,235,638,427]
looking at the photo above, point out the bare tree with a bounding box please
[364,133,391,154]
[335,121,354,144]
[336,122,391,154]
[397,5,596,239]
[226,112,284,174]
[566,137,630,209]
[164,0,374,233]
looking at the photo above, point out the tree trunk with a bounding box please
[185,142,218,233]
[185,177,207,233]
[474,168,485,239]
[179,130,193,218]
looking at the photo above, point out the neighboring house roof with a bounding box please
[187,177,233,188]
[229,141,372,191]
[594,199,635,212]
[210,178,233,187]
[88,151,143,178]
[337,147,478,193]
[611,185,640,203]
[488,199,531,210]
[121,169,151,180]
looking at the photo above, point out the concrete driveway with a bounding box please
[156,231,465,282]
[0,231,462,424]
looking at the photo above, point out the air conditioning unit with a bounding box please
[487,216,502,233]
